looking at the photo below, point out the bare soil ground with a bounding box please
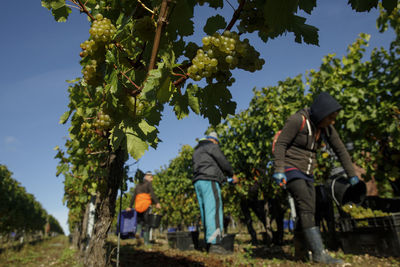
[1,232,399,267]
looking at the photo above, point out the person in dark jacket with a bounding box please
[192,131,238,254]
[273,92,360,264]
[127,171,161,245]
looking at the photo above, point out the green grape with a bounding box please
[223,30,232,37]
[197,61,204,69]
[202,36,211,46]
[193,75,201,81]
[225,55,234,64]
[211,37,220,47]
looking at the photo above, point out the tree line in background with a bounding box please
[43,0,398,266]
[0,165,64,242]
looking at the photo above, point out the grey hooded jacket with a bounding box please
[192,139,234,184]
[274,108,356,178]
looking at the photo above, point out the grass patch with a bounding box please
[0,235,81,267]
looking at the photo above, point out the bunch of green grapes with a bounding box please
[94,110,112,130]
[79,14,116,58]
[80,40,96,57]
[89,14,117,43]
[187,31,264,81]
[82,60,98,84]
[342,204,390,219]
[125,96,147,117]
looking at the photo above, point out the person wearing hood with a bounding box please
[192,131,238,254]
[272,92,360,264]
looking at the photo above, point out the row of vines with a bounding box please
[0,165,64,241]
[149,6,400,231]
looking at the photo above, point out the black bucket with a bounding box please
[148,214,162,228]
[328,177,366,206]
[221,234,236,251]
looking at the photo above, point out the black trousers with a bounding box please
[286,178,316,229]
[137,209,150,231]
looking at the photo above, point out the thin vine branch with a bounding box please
[225,0,245,31]
[66,4,81,10]
[113,64,142,90]
[76,0,95,21]
[148,0,170,71]
[137,0,154,14]
[225,0,235,10]
[172,72,187,78]
[127,0,171,97]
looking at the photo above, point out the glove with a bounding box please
[349,176,360,186]
[227,175,239,184]
[273,173,287,187]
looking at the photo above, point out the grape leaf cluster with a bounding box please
[188,31,265,82]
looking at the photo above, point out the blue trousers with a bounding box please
[194,180,223,244]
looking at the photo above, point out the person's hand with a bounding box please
[232,174,239,184]
[126,207,132,212]
[272,173,287,187]
[349,176,360,186]
[155,203,161,209]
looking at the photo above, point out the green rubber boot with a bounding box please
[143,228,150,245]
[303,227,343,264]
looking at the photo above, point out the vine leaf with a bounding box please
[203,15,227,35]
[187,83,200,114]
[298,0,317,14]
[382,0,398,13]
[110,127,125,151]
[292,16,319,45]
[126,128,149,160]
[167,1,195,38]
[59,109,72,124]
[208,0,223,8]
[56,163,69,176]
[41,0,71,22]
[348,0,379,12]
[171,93,189,120]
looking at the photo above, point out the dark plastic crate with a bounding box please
[339,212,400,232]
[339,212,400,256]
[167,231,199,251]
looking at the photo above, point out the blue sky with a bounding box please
[0,1,394,235]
